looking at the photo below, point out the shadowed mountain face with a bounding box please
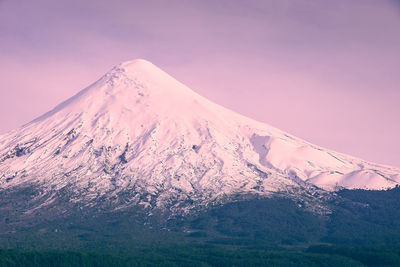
[0,59,399,216]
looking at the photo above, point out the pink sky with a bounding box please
[0,0,399,167]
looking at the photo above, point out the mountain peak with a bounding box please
[0,59,399,216]
[104,58,191,97]
[112,59,167,81]
[119,58,155,70]
[31,59,197,124]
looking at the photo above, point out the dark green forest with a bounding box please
[1,187,400,266]
[0,246,388,266]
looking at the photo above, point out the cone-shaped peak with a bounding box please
[105,59,185,93]
[114,59,166,78]
[0,56,399,213]
[103,58,203,106]
[119,58,155,70]
[32,58,210,125]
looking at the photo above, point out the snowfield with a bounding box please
[0,59,399,211]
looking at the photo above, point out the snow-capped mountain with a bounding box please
[0,59,399,212]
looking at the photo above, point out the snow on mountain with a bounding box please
[0,59,399,211]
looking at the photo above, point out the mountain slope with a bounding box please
[0,59,399,213]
